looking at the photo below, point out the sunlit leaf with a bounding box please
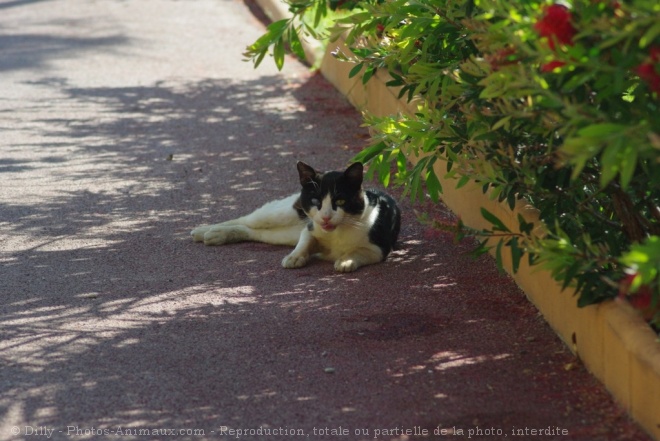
[273,39,285,71]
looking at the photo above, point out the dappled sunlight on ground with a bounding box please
[0,1,649,439]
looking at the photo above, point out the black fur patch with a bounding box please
[295,162,401,257]
[293,197,307,220]
[365,189,401,258]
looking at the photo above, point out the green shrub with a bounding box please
[246,0,660,328]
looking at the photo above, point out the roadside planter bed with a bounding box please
[248,0,660,438]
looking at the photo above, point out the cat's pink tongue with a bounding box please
[321,223,336,231]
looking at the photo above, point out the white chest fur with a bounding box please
[310,194,381,261]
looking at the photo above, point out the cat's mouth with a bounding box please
[320,222,336,232]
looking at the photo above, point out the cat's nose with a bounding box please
[321,215,332,222]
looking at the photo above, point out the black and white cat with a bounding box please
[191,161,401,272]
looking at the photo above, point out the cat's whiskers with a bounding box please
[338,216,368,228]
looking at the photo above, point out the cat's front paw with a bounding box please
[334,258,359,273]
[282,253,309,269]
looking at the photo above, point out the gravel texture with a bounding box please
[0,1,652,440]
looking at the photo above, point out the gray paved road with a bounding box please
[0,1,650,440]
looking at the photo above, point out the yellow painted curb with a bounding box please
[254,2,660,438]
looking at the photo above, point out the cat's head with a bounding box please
[296,161,365,232]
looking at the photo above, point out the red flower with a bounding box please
[618,273,659,321]
[534,4,577,50]
[636,46,660,94]
[651,46,660,62]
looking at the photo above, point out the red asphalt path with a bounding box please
[0,1,652,440]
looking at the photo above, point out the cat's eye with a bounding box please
[311,198,320,207]
[335,199,345,206]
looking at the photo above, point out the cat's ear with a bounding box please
[344,162,364,188]
[297,161,316,186]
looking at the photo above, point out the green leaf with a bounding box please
[248,19,288,52]
[506,191,516,211]
[409,171,422,202]
[362,66,376,84]
[352,141,387,164]
[313,0,327,28]
[245,19,290,70]
[253,49,267,69]
[349,63,364,79]
[561,72,596,93]
[562,136,603,181]
[517,214,534,235]
[456,175,471,189]
[379,166,391,187]
[620,236,660,286]
[599,143,619,189]
[640,21,660,48]
[288,27,306,62]
[480,207,510,233]
[619,146,638,189]
[273,39,285,71]
[599,138,636,189]
[386,72,405,87]
[491,115,511,131]
[408,157,430,202]
[425,169,443,203]
[473,239,492,258]
[577,123,625,138]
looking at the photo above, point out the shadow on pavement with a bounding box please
[0,38,646,441]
